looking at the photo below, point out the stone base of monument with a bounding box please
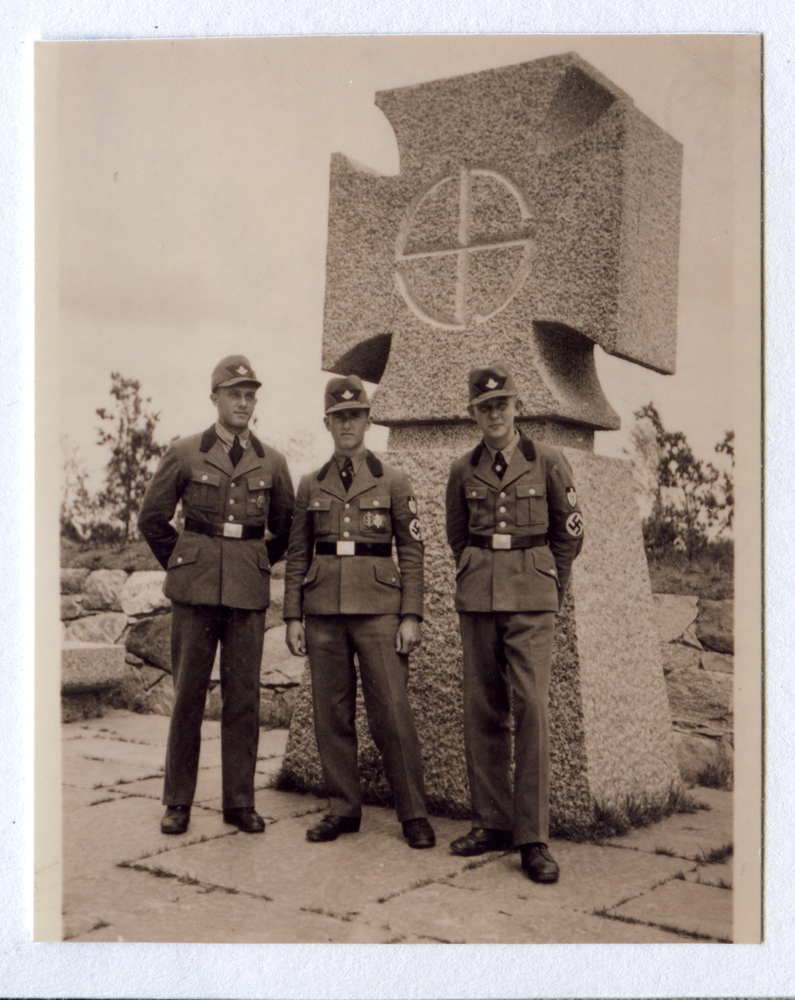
[279,431,682,837]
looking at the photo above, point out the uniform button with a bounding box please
[259,480,265,486]
[373,500,380,506]
[344,517,350,523]
[228,515,235,522]
[499,506,506,513]
[499,521,507,528]
[202,475,208,481]
[344,503,350,509]
[229,499,235,505]
[499,491,506,498]
[391,577,396,582]
[230,482,236,488]
[314,501,320,507]
[177,557,182,564]
[343,531,350,538]
[529,489,536,495]
[470,491,478,497]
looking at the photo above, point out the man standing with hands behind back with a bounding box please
[445,362,583,882]
[138,355,294,836]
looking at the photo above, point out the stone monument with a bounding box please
[281,53,684,835]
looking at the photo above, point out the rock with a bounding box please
[259,687,300,729]
[61,642,128,695]
[61,595,83,621]
[120,571,169,616]
[665,666,733,729]
[64,612,128,645]
[126,614,173,672]
[680,622,703,650]
[696,599,733,654]
[265,577,285,630]
[672,728,733,787]
[61,692,104,723]
[261,625,305,685]
[61,568,90,594]
[700,651,734,674]
[81,569,129,612]
[651,594,699,643]
[660,643,701,675]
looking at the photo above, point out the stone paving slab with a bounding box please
[200,787,329,822]
[684,858,733,889]
[62,782,127,810]
[63,711,220,744]
[62,734,167,772]
[609,877,732,942]
[603,787,732,860]
[257,729,289,758]
[62,755,165,790]
[356,881,688,944]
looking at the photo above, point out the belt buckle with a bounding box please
[492,533,511,550]
[336,540,356,556]
[223,522,243,538]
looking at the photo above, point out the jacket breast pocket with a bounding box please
[464,485,490,527]
[359,496,392,534]
[185,470,222,513]
[167,544,200,570]
[246,473,272,518]
[515,483,547,527]
[308,496,333,534]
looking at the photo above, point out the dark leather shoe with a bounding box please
[402,818,436,849]
[449,827,513,856]
[306,815,361,842]
[520,843,560,883]
[223,807,265,833]
[161,805,190,835]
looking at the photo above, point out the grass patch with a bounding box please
[653,846,677,857]
[562,782,701,842]
[696,758,734,791]
[697,842,733,865]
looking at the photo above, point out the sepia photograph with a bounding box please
[35,33,761,953]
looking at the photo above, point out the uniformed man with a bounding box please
[138,356,294,836]
[445,362,583,882]
[284,375,435,849]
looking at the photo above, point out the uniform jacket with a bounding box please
[283,451,423,619]
[446,436,583,613]
[138,426,294,611]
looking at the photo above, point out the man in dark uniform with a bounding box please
[445,362,583,882]
[284,375,435,849]
[138,355,294,835]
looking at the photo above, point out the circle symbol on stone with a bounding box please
[395,167,536,330]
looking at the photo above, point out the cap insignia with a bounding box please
[341,389,354,400]
[235,365,249,376]
[485,378,498,389]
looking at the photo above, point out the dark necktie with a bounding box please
[493,450,507,479]
[340,457,354,492]
[229,435,244,469]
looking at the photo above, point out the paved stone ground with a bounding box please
[61,710,733,944]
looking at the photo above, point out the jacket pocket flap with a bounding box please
[168,545,199,569]
[373,563,401,587]
[248,474,272,491]
[516,483,546,498]
[309,498,332,511]
[532,548,558,579]
[359,495,391,510]
[190,470,221,487]
[465,486,488,500]
[302,561,320,585]
[257,550,271,570]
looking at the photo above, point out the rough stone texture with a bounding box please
[119,571,170,617]
[696,599,734,654]
[61,567,90,594]
[673,728,734,786]
[652,594,699,643]
[261,624,304,685]
[283,441,681,832]
[323,54,681,427]
[126,614,173,672]
[81,569,129,612]
[62,642,128,695]
[265,576,285,631]
[680,622,703,650]
[62,693,104,723]
[60,595,83,621]
[63,612,128,646]
[701,651,733,674]
[660,643,702,675]
[665,666,733,730]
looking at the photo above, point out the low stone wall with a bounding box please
[60,566,304,725]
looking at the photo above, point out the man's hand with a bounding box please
[395,614,422,655]
[285,619,307,656]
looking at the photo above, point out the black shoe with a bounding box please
[223,807,265,833]
[449,827,513,856]
[402,818,436,849]
[161,805,190,835]
[306,814,361,842]
[520,843,560,883]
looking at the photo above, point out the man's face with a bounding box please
[324,408,371,453]
[470,395,517,446]
[211,383,258,433]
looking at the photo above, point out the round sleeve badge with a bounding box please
[409,518,423,541]
[566,512,584,537]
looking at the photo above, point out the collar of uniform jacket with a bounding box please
[469,434,538,489]
[213,421,250,451]
[315,450,384,501]
[482,429,521,466]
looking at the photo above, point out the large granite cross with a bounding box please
[322,52,681,428]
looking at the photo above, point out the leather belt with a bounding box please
[315,541,392,557]
[468,533,547,550]
[185,517,265,540]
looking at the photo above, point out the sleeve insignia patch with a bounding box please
[408,497,417,514]
[566,512,584,537]
[409,518,423,541]
[566,487,578,508]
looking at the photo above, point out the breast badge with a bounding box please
[256,494,265,509]
[363,511,387,530]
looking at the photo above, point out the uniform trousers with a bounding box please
[305,614,428,822]
[458,610,555,846]
[164,601,265,810]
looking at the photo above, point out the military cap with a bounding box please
[324,375,371,414]
[211,355,262,392]
[467,362,518,404]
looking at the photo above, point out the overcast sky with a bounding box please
[41,34,759,483]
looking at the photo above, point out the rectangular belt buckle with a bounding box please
[336,540,356,556]
[223,522,243,538]
[492,534,511,550]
